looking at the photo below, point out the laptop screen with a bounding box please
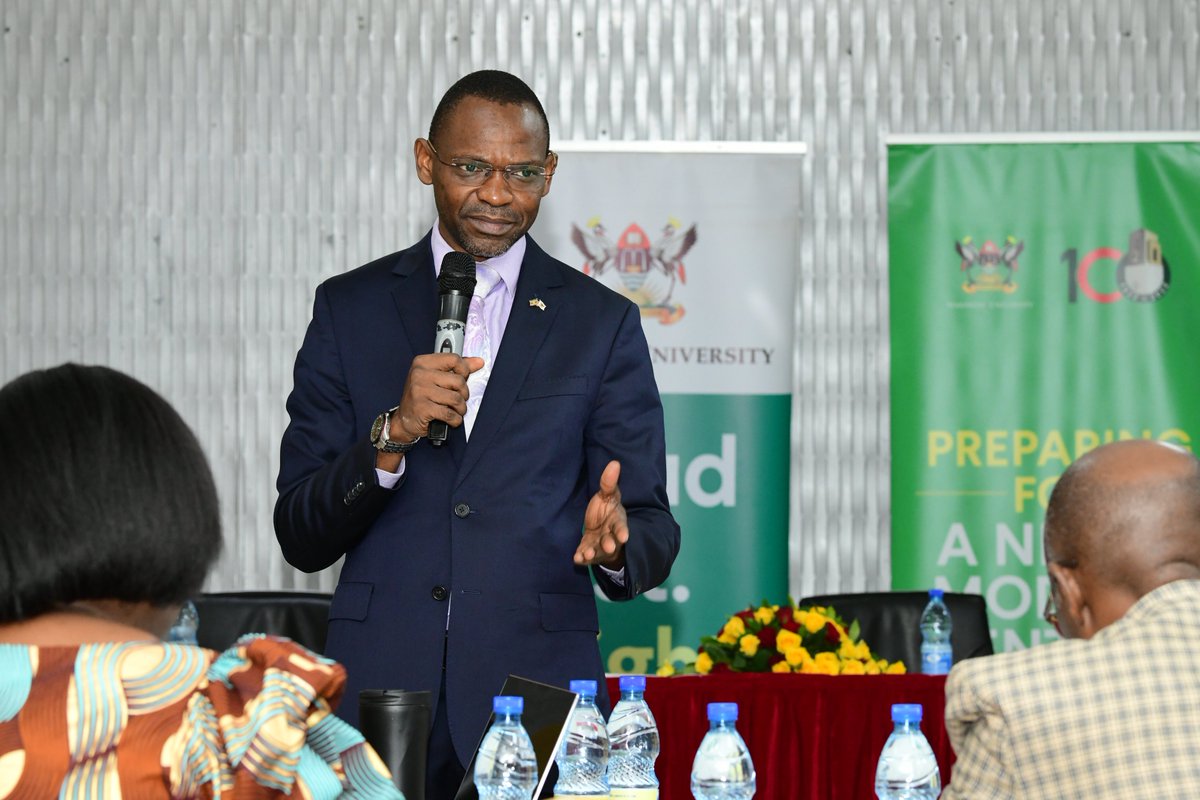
[454,675,580,800]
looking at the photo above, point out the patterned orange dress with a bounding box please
[0,635,403,798]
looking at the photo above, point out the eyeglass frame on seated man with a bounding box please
[1042,592,1061,633]
[423,139,556,191]
[1041,555,1078,636]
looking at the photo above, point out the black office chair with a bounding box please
[798,591,993,669]
[193,591,333,654]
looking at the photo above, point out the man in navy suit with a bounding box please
[274,70,680,797]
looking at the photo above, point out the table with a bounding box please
[606,673,954,799]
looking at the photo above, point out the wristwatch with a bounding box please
[370,405,421,453]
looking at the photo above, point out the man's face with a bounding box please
[415,97,556,260]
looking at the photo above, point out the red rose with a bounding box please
[736,609,756,621]
[757,627,778,650]
[781,616,800,633]
[767,653,784,666]
[712,661,731,674]
[825,622,841,643]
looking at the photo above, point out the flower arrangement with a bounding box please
[664,600,907,676]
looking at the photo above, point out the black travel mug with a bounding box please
[358,689,432,800]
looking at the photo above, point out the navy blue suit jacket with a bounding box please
[274,233,680,762]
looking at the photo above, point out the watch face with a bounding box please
[370,413,386,444]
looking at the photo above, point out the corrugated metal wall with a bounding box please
[3,0,1197,595]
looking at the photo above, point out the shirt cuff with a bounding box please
[596,564,626,585]
[375,459,406,489]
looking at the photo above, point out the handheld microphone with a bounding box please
[428,251,477,446]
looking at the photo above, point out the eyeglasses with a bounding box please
[1042,553,1076,635]
[426,141,555,191]
[1042,593,1059,628]
[1042,587,1069,637]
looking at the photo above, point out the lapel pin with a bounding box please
[529,297,547,311]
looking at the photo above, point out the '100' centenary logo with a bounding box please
[1062,228,1171,303]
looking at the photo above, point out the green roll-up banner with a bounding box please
[889,139,1200,650]
[532,145,804,672]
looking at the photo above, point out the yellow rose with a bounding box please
[739,634,761,657]
[814,651,841,675]
[754,605,775,625]
[802,610,827,634]
[800,660,822,674]
[865,659,881,675]
[656,662,676,677]
[771,660,792,673]
[785,646,810,667]
[841,659,866,675]
[839,638,859,659]
[717,617,740,644]
[696,652,714,674]
[720,616,746,645]
[855,641,871,660]
[886,661,907,675]
[776,629,802,653]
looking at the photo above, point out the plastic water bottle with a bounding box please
[166,599,199,645]
[554,679,610,798]
[919,588,953,675]
[475,696,538,800]
[690,702,756,800]
[874,703,941,799]
[607,675,660,799]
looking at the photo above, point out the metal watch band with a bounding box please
[374,406,421,453]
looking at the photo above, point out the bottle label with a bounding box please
[921,649,953,675]
[609,790,657,800]
[550,796,610,800]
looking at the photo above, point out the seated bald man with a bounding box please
[942,439,1200,799]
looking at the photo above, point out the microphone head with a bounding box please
[438,251,477,295]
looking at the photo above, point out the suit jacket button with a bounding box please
[431,585,448,601]
[454,503,471,518]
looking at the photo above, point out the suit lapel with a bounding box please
[391,233,437,360]
[456,238,565,487]
[391,233,468,463]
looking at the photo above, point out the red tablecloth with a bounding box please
[605,673,954,799]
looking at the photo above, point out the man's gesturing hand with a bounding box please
[575,460,629,568]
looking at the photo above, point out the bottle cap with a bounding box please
[928,588,944,599]
[619,674,646,692]
[493,695,524,715]
[569,679,597,698]
[707,702,738,722]
[891,703,923,723]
